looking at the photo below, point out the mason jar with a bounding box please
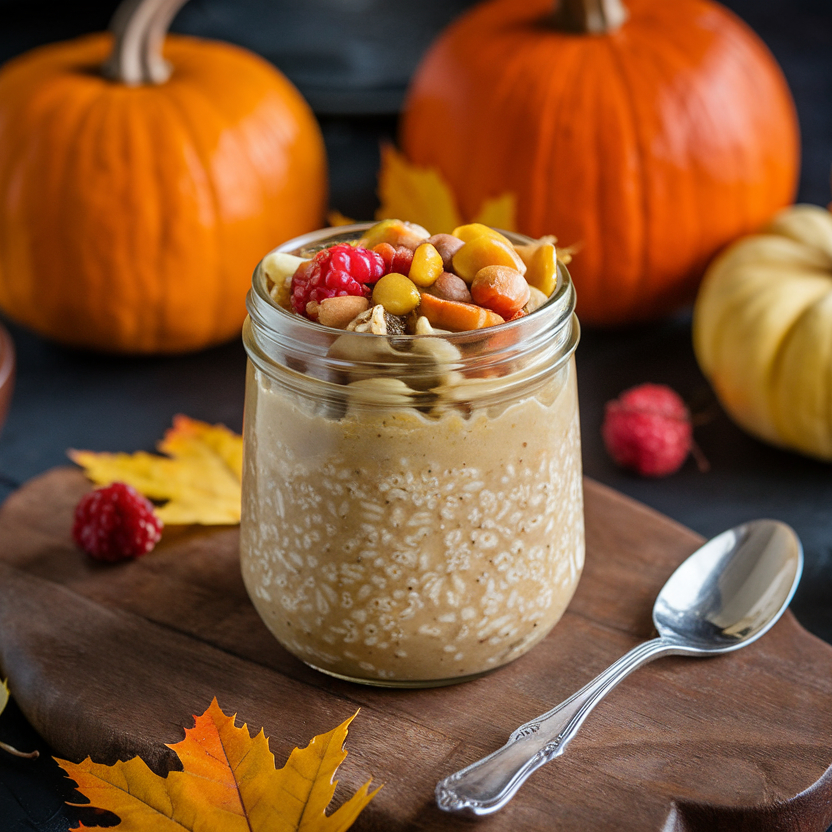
[240,223,584,687]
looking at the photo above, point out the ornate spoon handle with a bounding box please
[436,636,685,815]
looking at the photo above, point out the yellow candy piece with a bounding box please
[452,235,527,284]
[372,273,421,315]
[408,243,444,287]
[518,243,558,296]
[451,223,512,246]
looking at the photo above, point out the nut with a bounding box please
[524,286,549,313]
[261,251,308,285]
[317,295,370,329]
[426,272,472,303]
[347,303,389,334]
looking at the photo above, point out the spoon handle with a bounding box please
[436,636,680,815]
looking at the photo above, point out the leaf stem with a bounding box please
[0,739,39,759]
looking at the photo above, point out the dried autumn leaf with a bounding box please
[471,192,518,234]
[58,699,378,832]
[327,209,357,227]
[376,143,517,235]
[69,415,242,526]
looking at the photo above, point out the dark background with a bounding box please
[0,1,831,829]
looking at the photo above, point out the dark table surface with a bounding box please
[0,1,831,829]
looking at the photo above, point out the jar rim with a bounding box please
[248,222,576,343]
[244,223,579,401]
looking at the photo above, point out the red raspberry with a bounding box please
[291,243,385,316]
[602,383,692,477]
[72,482,163,561]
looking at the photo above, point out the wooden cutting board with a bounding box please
[0,467,831,832]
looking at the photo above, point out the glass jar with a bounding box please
[240,224,584,687]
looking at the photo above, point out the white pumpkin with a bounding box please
[693,204,832,461]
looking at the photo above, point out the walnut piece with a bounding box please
[346,304,406,335]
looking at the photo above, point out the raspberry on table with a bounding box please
[291,243,385,316]
[602,383,693,477]
[615,383,689,421]
[72,482,163,561]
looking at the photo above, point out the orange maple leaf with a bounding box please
[69,415,243,526]
[58,699,379,832]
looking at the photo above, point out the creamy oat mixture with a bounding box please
[240,357,584,684]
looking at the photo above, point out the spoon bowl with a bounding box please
[654,519,803,652]
[436,519,804,815]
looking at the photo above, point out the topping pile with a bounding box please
[265,219,562,334]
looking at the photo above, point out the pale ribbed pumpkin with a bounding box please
[400,0,799,326]
[0,0,327,354]
[693,204,832,461]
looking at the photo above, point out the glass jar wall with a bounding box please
[240,224,584,687]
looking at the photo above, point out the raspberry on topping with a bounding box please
[72,482,163,561]
[602,383,693,477]
[291,244,384,317]
[329,243,386,283]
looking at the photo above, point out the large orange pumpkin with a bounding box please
[0,0,327,354]
[400,0,799,326]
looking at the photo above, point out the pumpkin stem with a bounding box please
[103,0,189,85]
[552,0,628,34]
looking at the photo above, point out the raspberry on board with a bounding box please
[291,244,384,316]
[602,383,692,477]
[72,482,163,561]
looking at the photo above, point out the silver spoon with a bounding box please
[436,518,803,816]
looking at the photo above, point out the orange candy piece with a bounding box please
[418,292,505,331]
[470,265,530,318]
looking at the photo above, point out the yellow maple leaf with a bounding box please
[58,699,378,832]
[327,209,358,227]
[472,192,518,232]
[375,143,517,235]
[69,415,242,526]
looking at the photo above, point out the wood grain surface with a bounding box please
[0,467,831,831]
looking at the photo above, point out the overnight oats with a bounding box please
[240,220,584,687]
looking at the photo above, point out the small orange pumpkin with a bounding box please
[400,0,799,326]
[0,0,327,353]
